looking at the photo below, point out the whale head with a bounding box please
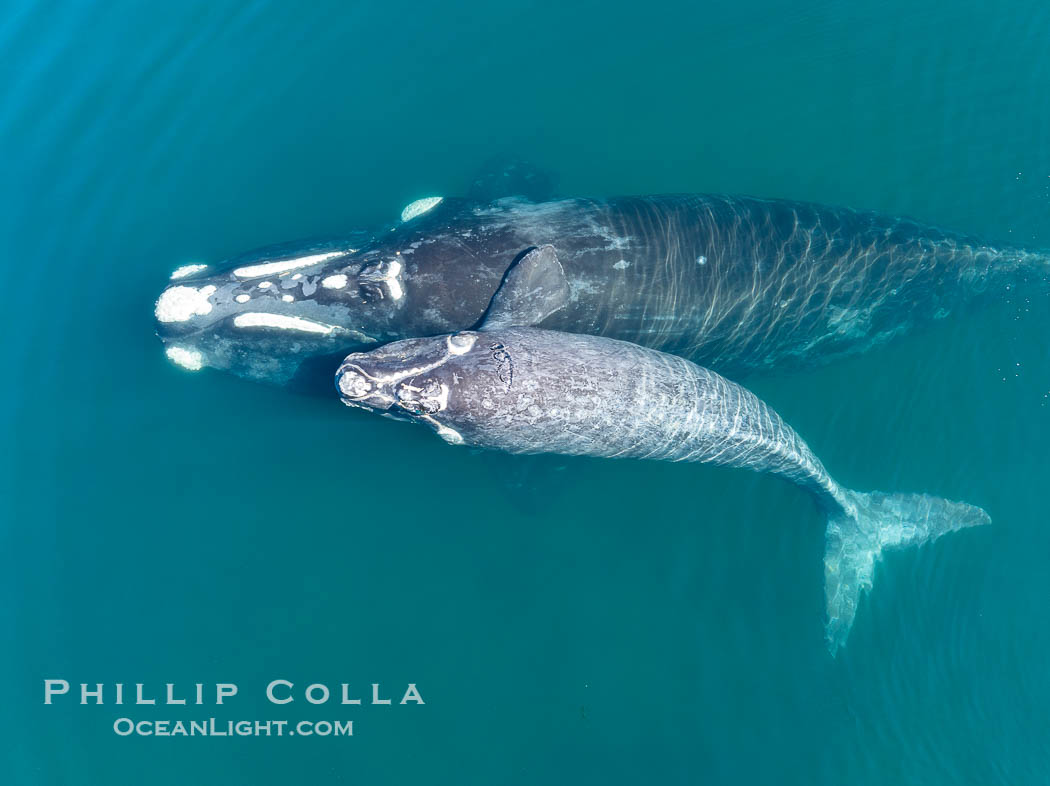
[335,331,502,445]
[152,233,427,390]
[153,241,389,388]
[153,197,515,392]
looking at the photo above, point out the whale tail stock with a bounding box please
[823,490,990,655]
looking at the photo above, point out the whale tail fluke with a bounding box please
[823,491,989,655]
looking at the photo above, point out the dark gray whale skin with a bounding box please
[335,322,989,653]
[155,194,1047,389]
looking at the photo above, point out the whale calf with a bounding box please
[334,247,990,651]
[156,192,1047,390]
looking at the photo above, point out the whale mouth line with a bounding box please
[337,350,455,389]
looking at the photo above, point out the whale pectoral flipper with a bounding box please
[824,491,990,653]
[480,245,570,330]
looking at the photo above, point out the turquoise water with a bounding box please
[3,0,1050,782]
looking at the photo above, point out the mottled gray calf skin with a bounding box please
[156,192,1048,390]
[336,247,990,653]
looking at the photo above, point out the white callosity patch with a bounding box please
[400,197,443,222]
[235,294,251,303]
[165,346,204,371]
[360,259,405,301]
[257,281,273,289]
[155,285,217,323]
[232,312,336,335]
[446,333,476,355]
[384,260,404,300]
[338,368,373,399]
[170,264,208,280]
[232,252,346,279]
[282,294,294,302]
[396,380,450,414]
[321,274,348,289]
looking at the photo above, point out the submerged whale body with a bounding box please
[334,247,990,652]
[155,191,1049,390]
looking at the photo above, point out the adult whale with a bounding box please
[156,192,1046,389]
[333,247,990,652]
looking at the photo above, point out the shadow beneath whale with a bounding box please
[467,154,558,204]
